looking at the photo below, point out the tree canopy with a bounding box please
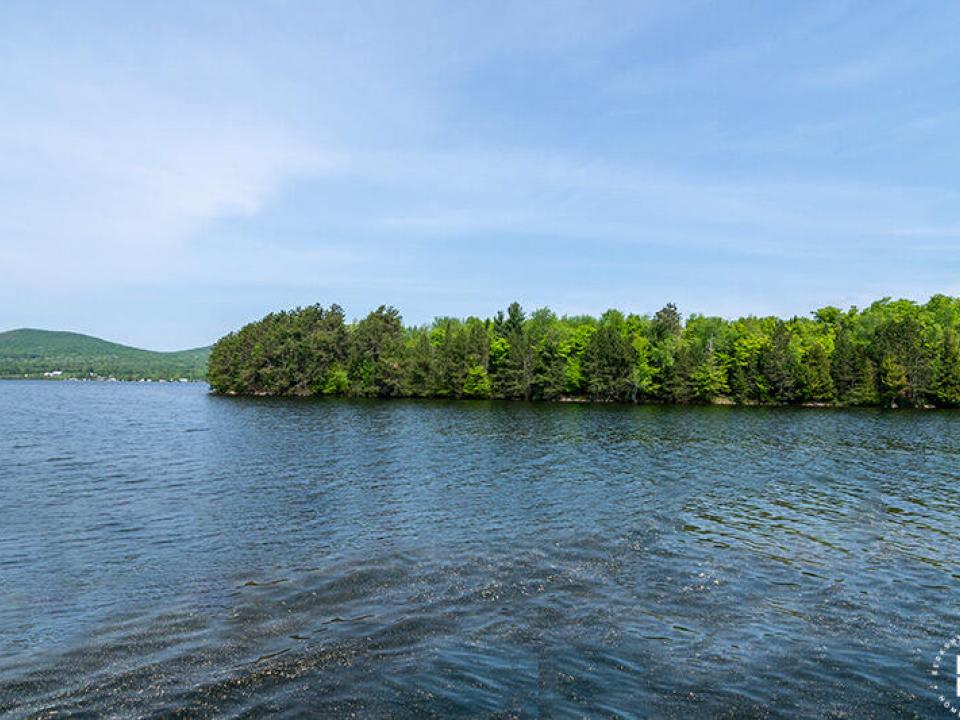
[208,296,960,408]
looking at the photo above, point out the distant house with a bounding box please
[43,370,63,377]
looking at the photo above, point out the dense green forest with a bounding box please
[0,329,210,380]
[208,296,960,408]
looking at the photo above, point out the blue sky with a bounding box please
[2,1,959,349]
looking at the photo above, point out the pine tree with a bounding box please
[935,330,960,407]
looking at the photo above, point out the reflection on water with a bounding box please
[1,381,959,716]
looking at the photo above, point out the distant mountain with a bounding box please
[0,329,210,380]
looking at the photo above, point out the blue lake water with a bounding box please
[2,380,959,717]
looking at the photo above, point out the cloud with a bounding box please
[294,148,960,253]
[0,52,318,288]
[796,56,895,90]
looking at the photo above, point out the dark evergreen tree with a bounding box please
[582,323,636,401]
[531,332,567,401]
[935,329,960,407]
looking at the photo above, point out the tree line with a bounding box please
[0,329,209,381]
[207,296,960,407]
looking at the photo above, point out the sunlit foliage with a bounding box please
[209,296,960,407]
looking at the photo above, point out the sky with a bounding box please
[2,1,959,349]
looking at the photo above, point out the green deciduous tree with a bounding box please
[207,295,960,409]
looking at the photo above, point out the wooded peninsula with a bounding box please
[208,296,960,408]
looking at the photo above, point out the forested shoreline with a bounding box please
[207,296,960,408]
[0,329,209,381]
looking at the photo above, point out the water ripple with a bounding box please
[1,383,958,717]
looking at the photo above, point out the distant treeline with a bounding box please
[208,296,960,407]
[0,329,209,381]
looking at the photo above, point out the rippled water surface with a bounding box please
[2,381,960,717]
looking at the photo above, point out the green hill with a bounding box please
[0,329,210,381]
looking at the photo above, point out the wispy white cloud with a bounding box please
[795,56,895,90]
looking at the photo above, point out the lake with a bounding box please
[2,380,959,717]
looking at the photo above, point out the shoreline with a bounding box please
[0,376,205,383]
[210,389,943,410]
